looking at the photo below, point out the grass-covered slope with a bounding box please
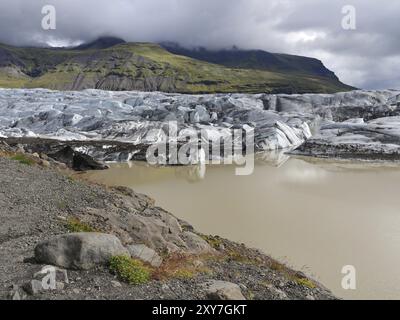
[0,40,354,94]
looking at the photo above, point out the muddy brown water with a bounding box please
[85,155,400,300]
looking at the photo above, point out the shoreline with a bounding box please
[0,141,336,300]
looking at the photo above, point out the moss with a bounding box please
[200,235,223,249]
[11,154,35,166]
[109,255,151,285]
[294,277,317,289]
[226,250,255,264]
[67,175,76,183]
[270,261,286,272]
[247,291,256,300]
[66,217,97,233]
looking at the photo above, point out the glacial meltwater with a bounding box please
[85,155,400,300]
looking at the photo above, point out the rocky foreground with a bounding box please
[0,143,334,300]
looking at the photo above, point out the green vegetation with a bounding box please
[11,154,35,166]
[0,41,353,94]
[152,253,212,281]
[270,260,286,272]
[66,217,97,233]
[172,269,196,279]
[294,277,317,289]
[109,255,151,285]
[200,235,224,249]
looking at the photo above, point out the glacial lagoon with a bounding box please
[85,154,400,300]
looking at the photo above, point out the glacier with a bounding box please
[1,88,400,162]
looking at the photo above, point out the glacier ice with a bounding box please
[1,88,400,161]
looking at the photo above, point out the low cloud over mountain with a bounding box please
[0,0,398,89]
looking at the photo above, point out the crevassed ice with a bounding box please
[0,88,399,151]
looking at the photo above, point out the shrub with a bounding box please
[151,253,212,281]
[109,255,151,285]
[66,217,97,233]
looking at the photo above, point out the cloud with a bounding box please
[0,0,398,89]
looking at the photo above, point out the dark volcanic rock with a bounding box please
[72,151,109,171]
[49,146,108,171]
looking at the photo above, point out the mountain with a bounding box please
[0,37,354,94]
[73,36,126,50]
[161,42,339,80]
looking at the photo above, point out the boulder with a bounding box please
[48,146,108,171]
[39,159,51,168]
[182,232,216,254]
[34,233,129,270]
[76,192,215,255]
[127,244,163,268]
[203,280,246,300]
[72,152,109,171]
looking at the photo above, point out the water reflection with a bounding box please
[255,149,291,167]
[110,149,292,183]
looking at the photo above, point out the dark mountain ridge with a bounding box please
[161,42,339,80]
[73,37,127,50]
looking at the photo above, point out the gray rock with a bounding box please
[48,146,108,171]
[111,280,122,288]
[33,265,69,284]
[34,233,129,270]
[22,279,46,295]
[182,231,216,254]
[265,284,289,300]
[7,284,26,300]
[82,204,214,255]
[127,244,163,268]
[203,280,246,300]
[40,159,51,168]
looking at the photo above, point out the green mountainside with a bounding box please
[0,37,354,94]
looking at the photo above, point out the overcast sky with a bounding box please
[0,0,398,89]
